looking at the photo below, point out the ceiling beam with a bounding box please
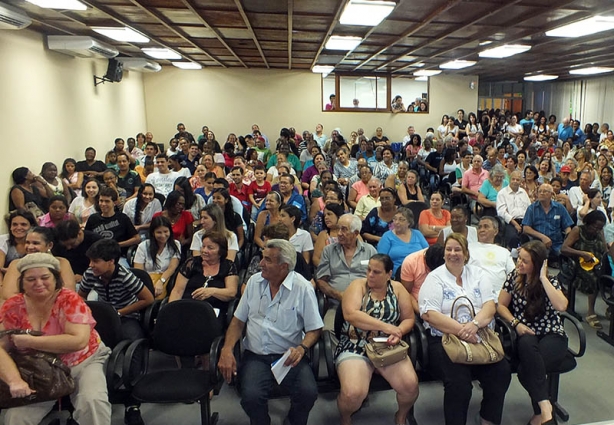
[179,0,246,67]
[310,0,350,69]
[379,0,526,72]
[288,0,293,69]
[354,0,462,71]
[81,0,220,67]
[233,0,269,68]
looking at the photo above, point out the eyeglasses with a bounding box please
[258,288,282,323]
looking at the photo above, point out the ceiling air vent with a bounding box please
[117,57,162,73]
[0,2,31,30]
[47,35,119,59]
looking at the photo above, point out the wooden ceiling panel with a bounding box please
[180,26,216,38]
[259,41,287,50]
[246,12,287,28]
[293,0,339,14]
[186,0,236,8]
[254,29,288,41]
[142,25,180,37]
[104,5,160,22]
[135,0,185,8]
[262,50,288,58]
[178,46,207,54]
[292,31,326,43]
[292,42,322,51]
[389,0,453,20]
[198,10,246,27]
[156,8,203,24]
[293,16,331,31]
[434,2,496,23]
[217,28,252,38]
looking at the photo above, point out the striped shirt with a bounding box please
[80,265,144,319]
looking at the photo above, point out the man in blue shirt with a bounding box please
[519,110,534,136]
[522,184,573,257]
[557,118,574,143]
[218,239,323,425]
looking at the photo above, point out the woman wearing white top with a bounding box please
[444,116,459,138]
[419,232,511,425]
[190,203,238,261]
[134,215,181,299]
[122,183,163,238]
[279,205,313,265]
[577,189,609,225]
[69,178,100,227]
[437,115,449,140]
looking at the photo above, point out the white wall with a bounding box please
[0,28,147,226]
[526,76,614,125]
[143,68,478,147]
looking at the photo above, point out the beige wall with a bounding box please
[0,29,147,227]
[143,68,478,147]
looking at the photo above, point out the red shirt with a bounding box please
[248,180,272,203]
[153,211,193,240]
[230,182,251,209]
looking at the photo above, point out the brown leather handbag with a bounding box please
[0,329,75,408]
[365,339,409,368]
[442,296,504,365]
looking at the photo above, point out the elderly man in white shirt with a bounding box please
[497,170,531,250]
[568,170,593,210]
[468,217,515,295]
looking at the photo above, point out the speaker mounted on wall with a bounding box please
[94,58,124,86]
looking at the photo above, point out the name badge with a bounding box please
[554,215,560,220]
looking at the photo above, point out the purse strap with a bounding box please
[0,329,44,338]
[449,295,476,321]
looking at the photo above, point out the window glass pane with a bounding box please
[322,74,336,110]
[390,77,429,112]
[377,77,388,109]
[340,75,377,108]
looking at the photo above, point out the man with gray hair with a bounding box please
[468,217,515,295]
[218,239,323,425]
[497,170,531,250]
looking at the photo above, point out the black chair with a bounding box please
[597,252,614,346]
[405,202,429,229]
[556,256,582,320]
[495,311,586,422]
[126,300,224,425]
[130,267,161,335]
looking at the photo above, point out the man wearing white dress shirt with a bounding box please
[568,170,592,211]
[496,170,531,250]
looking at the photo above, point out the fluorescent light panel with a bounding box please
[312,65,334,74]
[479,44,531,58]
[141,48,181,60]
[92,27,149,43]
[524,74,558,81]
[172,62,202,70]
[440,60,476,70]
[325,35,362,51]
[415,76,428,81]
[339,0,395,26]
[546,16,614,38]
[569,67,614,75]
[414,69,441,77]
[25,0,86,10]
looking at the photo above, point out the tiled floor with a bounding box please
[4,292,614,425]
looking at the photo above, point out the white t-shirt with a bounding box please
[289,228,314,253]
[190,229,239,253]
[145,171,180,197]
[176,168,192,178]
[0,234,9,255]
[440,226,478,243]
[134,239,181,273]
[122,198,163,231]
[467,242,515,295]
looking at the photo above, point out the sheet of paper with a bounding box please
[271,349,292,385]
[213,308,220,317]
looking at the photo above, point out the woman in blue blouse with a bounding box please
[377,207,428,275]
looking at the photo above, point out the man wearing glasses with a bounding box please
[218,239,322,425]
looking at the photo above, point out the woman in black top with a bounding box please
[169,231,238,324]
[212,188,245,248]
[9,167,52,217]
[497,240,568,425]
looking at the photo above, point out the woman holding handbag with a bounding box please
[419,233,511,425]
[498,240,569,425]
[335,254,419,425]
[0,252,111,425]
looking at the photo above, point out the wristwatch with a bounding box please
[471,319,480,328]
[299,343,309,353]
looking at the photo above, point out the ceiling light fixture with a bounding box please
[479,44,531,58]
[414,69,441,77]
[413,62,425,68]
[25,0,86,10]
[92,27,149,43]
[312,65,335,77]
[339,0,396,27]
[415,76,428,81]
[479,40,492,46]
[569,67,614,75]
[172,62,202,70]
[325,35,362,51]
[141,48,181,60]
[546,16,614,38]
[439,60,476,70]
[524,74,558,81]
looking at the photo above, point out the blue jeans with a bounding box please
[239,350,318,425]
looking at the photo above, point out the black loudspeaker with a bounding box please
[104,59,123,82]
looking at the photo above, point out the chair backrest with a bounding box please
[601,252,612,277]
[152,299,222,356]
[130,267,155,298]
[334,303,345,340]
[405,202,429,229]
[87,301,124,348]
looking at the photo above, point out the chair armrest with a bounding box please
[226,298,238,329]
[122,338,149,390]
[495,314,517,364]
[209,335,225,391]
[560,311,586,358]
[406,330,418,367]
[323,331,337,381]
[316,290,327,319]
[142,299,162,337]
[413,316,429,370]
[308,338,321,379]
[106,340,132,393]
[599,275,614,306]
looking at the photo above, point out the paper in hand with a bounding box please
[271,349,292,385]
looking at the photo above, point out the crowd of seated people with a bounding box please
[0,112,610,425]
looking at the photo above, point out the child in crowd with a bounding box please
[248,165,271,221]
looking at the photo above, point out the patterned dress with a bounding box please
[335,282,399,359]
[570,226,606,295]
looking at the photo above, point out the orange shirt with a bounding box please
[418,209,451,245]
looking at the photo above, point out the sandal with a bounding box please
[585,314,603,329]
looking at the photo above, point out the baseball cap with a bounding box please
[560,165,571,173]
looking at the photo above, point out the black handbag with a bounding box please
[0,329,75,408]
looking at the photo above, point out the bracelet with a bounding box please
[510,318,520,328]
